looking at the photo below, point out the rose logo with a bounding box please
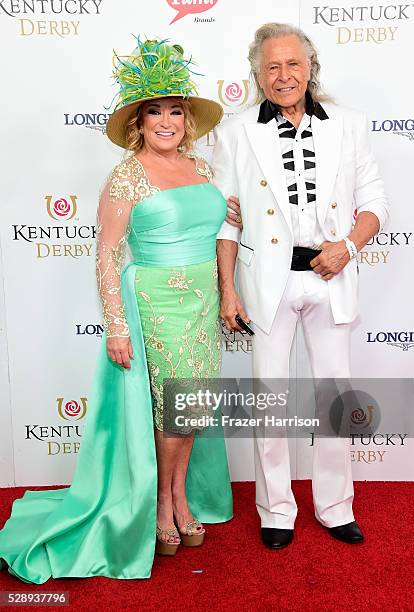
[351,408,366,425]
[53,198,70,218]
[57,397,87,420]
[217,80,250,108]
[350,405,374,428]
[225,83,242,103]
[45,195,77,220]
[65,400,81,418]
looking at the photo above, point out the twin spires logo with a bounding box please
[167,0,217,24]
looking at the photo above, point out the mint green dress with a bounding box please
[0,156,233,583]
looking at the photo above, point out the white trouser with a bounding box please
[251,270,355,529]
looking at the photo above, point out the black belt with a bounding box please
[291,246,321,271]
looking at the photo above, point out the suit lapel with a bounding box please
[244,121,293,233]
[312,113,343,227]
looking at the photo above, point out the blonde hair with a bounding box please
[248,22,332,104]
[125,98,197,153]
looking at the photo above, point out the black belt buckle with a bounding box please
[291,246,321,271]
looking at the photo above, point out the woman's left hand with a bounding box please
[225,195,242,229]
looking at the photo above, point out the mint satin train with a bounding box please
[0,184,233,583]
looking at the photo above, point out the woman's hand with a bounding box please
[106,336,134,369]
[225,196,242,229]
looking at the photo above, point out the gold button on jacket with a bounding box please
[330,229,336,236]
[271,238,278,244]
[260,179,267,187]
[267,209,275,215]
[331,202,337,209]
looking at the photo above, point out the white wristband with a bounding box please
[344,236,358,259]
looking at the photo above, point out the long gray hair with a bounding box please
[248,23,332,104]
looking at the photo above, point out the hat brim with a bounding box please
[105,94,223,149]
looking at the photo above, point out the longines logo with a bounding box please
[221,323,252,353]
[358,231,413,266]
[76,323,103,336]
[25,396,87,455]
[11,195,96,259]
[372,118,414,142]
[0,0,104,37]
[312,4,413,44]
[366,331,414,350]
[167,0,217,24]
[64,112,109,134]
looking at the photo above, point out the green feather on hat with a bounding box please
[105,36,223,149]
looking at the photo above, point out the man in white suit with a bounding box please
[214,23,389,548]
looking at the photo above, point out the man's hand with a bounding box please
[106,336,133,369]
[225,195,242,229]
[220,288,250,332]
[310,240,350,281]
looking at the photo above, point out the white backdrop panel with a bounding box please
[0,0,412,486]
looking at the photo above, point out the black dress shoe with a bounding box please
[328,521,364,544]
[261,527,294,549]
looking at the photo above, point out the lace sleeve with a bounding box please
[188,153,214,183]
[96,162,135,338]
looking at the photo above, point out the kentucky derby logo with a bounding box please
[167,0,217,24]
[46,196,77,221]
[217,80,250,107]
[221,321,252,353]
[57,397,87,421]
[312,4,414,44]
[1,0,104,37]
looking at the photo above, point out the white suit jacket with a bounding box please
[213,101,389,334]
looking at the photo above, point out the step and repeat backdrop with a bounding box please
[0,0,413,487]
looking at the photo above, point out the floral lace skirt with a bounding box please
[134,258,221,432]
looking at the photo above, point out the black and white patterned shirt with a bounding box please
[258,92,329,249]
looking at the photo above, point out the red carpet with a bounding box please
[0,481,413,612]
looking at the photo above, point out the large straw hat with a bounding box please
[106,37,223,149]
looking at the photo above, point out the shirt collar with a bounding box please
[257,90,329,124]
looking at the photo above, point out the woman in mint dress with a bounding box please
[0,38,237,582]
